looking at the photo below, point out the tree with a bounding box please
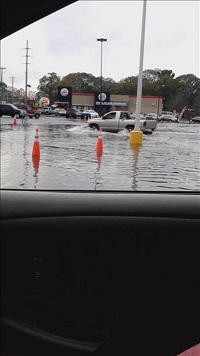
[3,68,198,114]
[109,76,137,95]
[37,72,61,105]
[60,72,98,93]
[173,74,200,113]
[0,81,7,102]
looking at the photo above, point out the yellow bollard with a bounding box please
[129,130,143,145]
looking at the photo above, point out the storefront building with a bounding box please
[71,92,162,115]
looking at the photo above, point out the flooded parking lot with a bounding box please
[1,116,200,191]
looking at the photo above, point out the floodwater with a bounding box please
[1,116,200,191]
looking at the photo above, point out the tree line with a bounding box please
[1,69,200,114]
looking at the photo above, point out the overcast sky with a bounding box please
[1,0,199,92]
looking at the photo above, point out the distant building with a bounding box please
[69,92,162,115]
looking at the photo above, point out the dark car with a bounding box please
[65,108,77,118]
[0,103,26,118]
[192,116,200,123]
[81,112,91,120]
[75,110,83,118]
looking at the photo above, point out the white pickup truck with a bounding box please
[87,110,157,133]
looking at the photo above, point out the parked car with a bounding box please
[159,114,179,122]
[160,111,174,116]
[0,103,26,118]
[40,106,49,114]
[191,116,200,123]
[75,110,83,118]
[145,112,159,121]
[55,108,67,116]
[14,103,41,119]
[65,108,77,118]
[130,112,157,131]
[81,109,99,119]
[41,106,56,115]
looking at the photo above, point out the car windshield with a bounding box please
[11,104,20,110]
[1,0,199,192]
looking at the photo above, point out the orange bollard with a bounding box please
[96,128,103,154]
[32,127,40,157]
[13,115,17,125]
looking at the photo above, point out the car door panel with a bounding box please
[1,191,200,356]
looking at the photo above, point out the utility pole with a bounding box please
[10,76,16,103]
[0,67,6,102]
[22,40,32,104]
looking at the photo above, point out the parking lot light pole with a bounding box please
[97,38,107,114]
[27,84,31,99]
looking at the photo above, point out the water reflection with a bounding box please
[94,150,102,190]
[0,117,199,191]
[129,143,142,191]
[32,127,41,189]
[20,125,30,188]
[32,156,40,189]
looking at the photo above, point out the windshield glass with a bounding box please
[1,1,199,192]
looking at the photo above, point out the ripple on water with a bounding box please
[0,119,199,191]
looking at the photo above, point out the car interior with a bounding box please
[1,1,200,356]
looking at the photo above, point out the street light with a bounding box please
[97,38,107,114]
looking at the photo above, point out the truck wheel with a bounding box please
[126,125,135,132]
[35,113,40,119]
[89,123,99,130]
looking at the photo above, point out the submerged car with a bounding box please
[88,110,157,133]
